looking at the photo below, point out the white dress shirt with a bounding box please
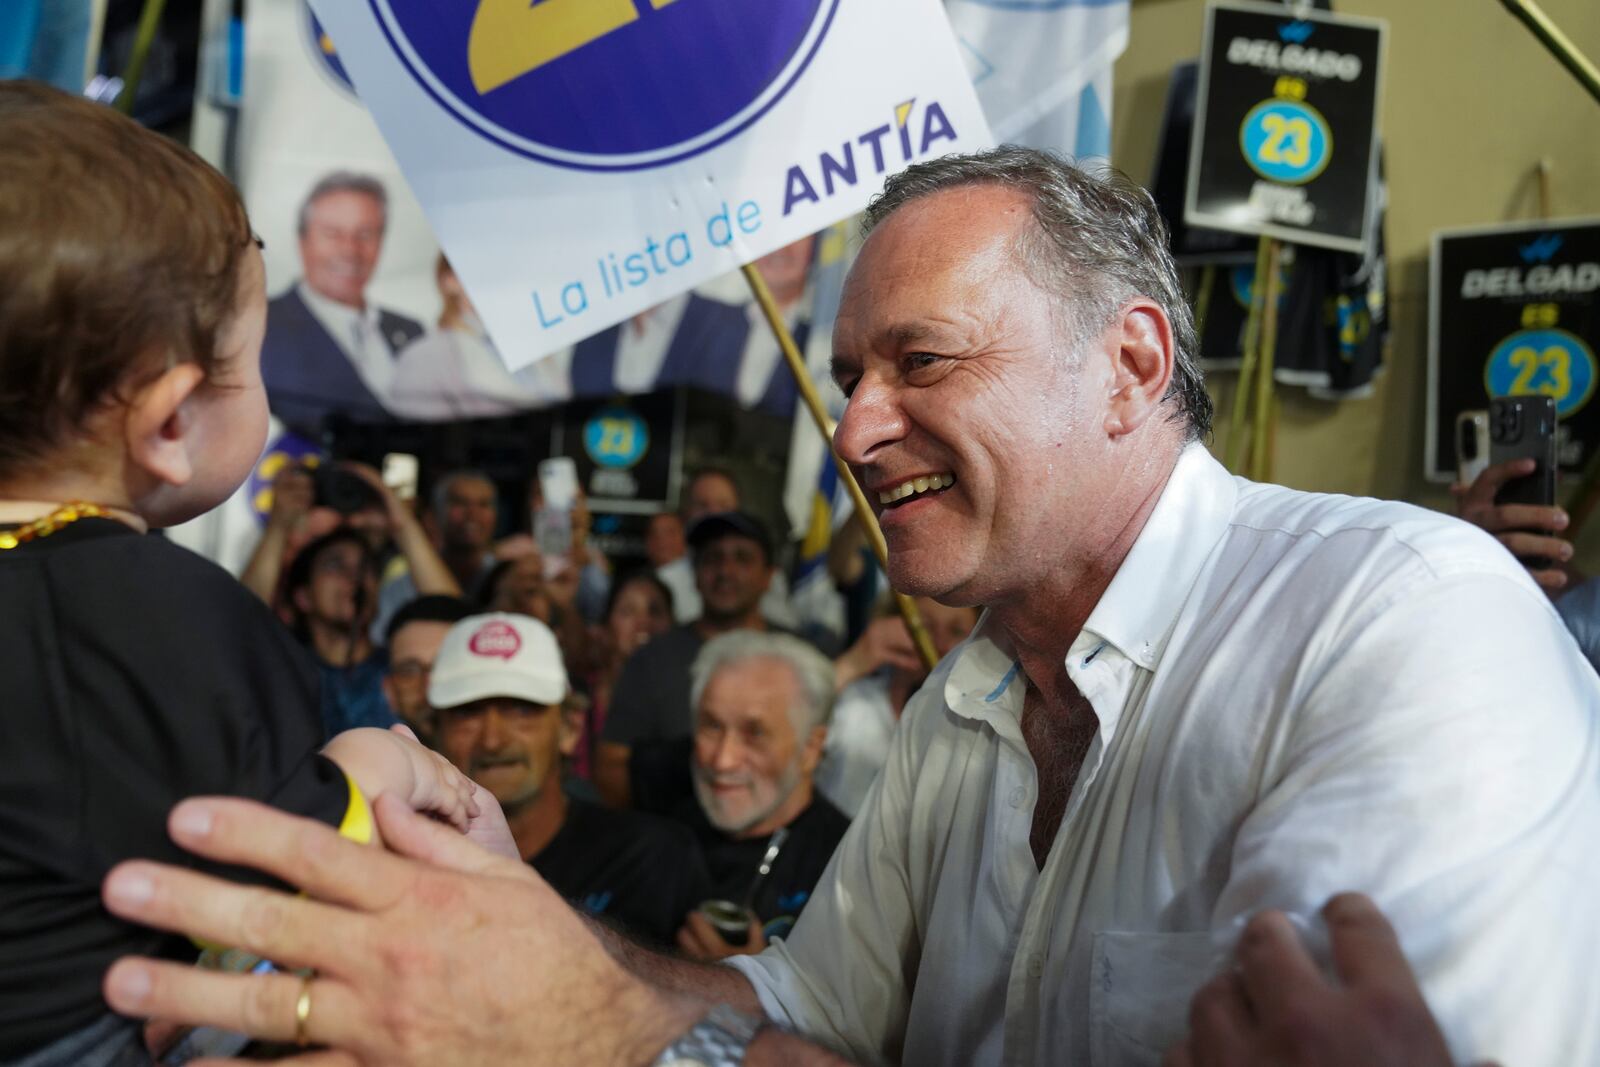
[614,296,689,394]
[388,319,564,419]
[297,282,397,400]
[729,443,1600,1067]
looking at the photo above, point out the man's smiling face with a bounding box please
[830,184,1115,608]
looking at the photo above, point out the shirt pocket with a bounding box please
[1088,930,1218,1067]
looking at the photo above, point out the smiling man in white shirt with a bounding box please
[100,148,1600,1067]
[719,148,1599,1066]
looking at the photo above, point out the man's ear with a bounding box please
[123,362,207,488]
[1103,300,1176,439]
[557,701,584,758]
[799,724,828,776]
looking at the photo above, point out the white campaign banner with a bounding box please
[309,0,993,374]
[946,0,1128,146]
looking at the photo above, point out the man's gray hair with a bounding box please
[689,631,836,737]
[430,468,496,522]
[297,171,389,236]
[862,146,1212,440]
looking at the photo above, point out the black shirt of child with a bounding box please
[677,794,851,942]
[0,519,351,1059]
[532,797,708,948]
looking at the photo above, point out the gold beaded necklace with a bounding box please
[0,502,110,550]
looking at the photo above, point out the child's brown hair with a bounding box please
[0,80,257,480]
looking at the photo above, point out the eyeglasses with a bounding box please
[314,555,369,579]
[389,660,431,684]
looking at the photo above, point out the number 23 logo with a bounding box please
[1485,328,1597,419]
[1240,99,1333,185]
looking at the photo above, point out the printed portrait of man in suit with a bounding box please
[262,171,424,434]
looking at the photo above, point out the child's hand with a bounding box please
[462,778,520,861]
[395,727,481,833]
[323,727,480,837]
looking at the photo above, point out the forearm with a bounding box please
[592,924,858,1066]
[832,645,870,693]
[239,523,291,604]
[588,918,763,1015]
[392,516,461,596]
[747,1029,860,1066]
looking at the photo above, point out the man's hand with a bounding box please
[1452,458,1571,590]
[834,616,922,692]
[493,533,541,562]
[100,795,700,1066]
[1164,894,1457,1067]
[266,466,314,534]
[676,910,768,961]
[341,461,412,533]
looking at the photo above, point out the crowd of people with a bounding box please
[225,447,937,961]
[4,78,1599,1067]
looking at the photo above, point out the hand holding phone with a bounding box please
[1451,396,1570,590]
[1486,396,1556,509]
[533,457,578,558]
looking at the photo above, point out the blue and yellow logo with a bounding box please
[1485,328,1597,419]
[304,3,356,96]
[584,407,650,469]
[248,433,324,523]
[1229,262,1290,309]
[1240,98,1332,185]
[371,0,839,171]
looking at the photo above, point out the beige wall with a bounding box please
[1112,0,1600,550]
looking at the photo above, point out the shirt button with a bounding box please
[1028,953,1044,978]
[1008,786,1026,808]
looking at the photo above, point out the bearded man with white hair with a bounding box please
[672,631,850,962]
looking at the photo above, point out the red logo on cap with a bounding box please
[469,621,522,660]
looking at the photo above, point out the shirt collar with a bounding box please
[298,280,379,329]
[943,442,1237,723]
[1077,442,1237,672]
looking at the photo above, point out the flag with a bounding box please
[945,0,1128,154]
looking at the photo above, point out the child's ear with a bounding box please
[123,362,206,488]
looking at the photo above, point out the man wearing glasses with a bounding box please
[381,595,476,744]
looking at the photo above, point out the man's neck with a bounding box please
[301,280,366,316]
[737,779,813,841]
[441,544,486,591]
[695,610,766,640]
[887,669,924,717]
[506,780,569,862]
[988,441,1182,699]
[308,617,371,668]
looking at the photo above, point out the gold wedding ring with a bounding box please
[294,974,314,1047]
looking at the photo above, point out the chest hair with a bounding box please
[1020,682,1099,869]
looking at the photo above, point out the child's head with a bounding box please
[0,80,270,526]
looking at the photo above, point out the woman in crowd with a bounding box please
[573,570,675,778]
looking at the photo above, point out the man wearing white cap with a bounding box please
[429,613,707,946]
